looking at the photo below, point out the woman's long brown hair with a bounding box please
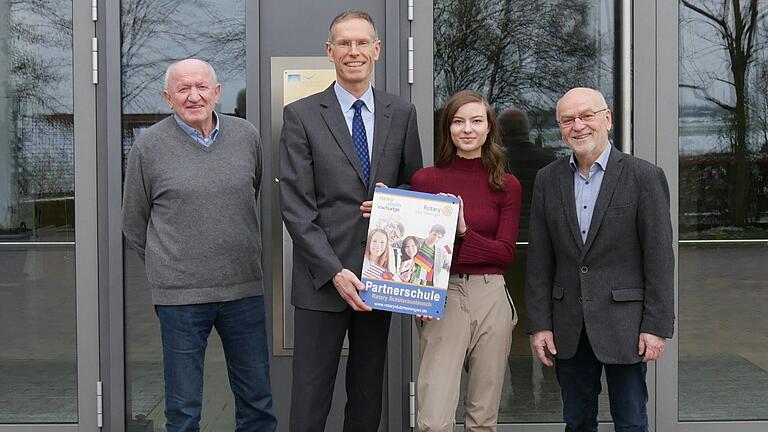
[436,90,506,191]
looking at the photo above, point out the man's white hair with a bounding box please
[164,59,218,90]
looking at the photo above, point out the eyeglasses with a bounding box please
[329,39,376,51]
[557,108,609,127]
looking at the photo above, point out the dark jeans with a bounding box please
[156,296,277,432]
[555,330,648,432]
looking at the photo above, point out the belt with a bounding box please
[455,273,494,282]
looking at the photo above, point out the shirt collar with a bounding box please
[174,111,220,141]
[569,142,612,174]
[334,81,375,114]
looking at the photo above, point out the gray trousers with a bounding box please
[416,274,517,432]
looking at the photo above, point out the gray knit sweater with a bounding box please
[122,115,264,305]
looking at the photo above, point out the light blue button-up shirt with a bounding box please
[570,143,612,243]
[174,111,220,147]
[334,82,375,159]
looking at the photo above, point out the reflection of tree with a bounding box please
[434,0,602,111]
[2,0,73,230]
[121,0,191,108]
[680,0,766,227]
[121,0,245,111]
[8,0,71,112]
[755,33,768,152]
[755,65,768,150]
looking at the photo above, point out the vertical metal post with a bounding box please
[74,0,100,429]
[619,0,633,154]
[412,0,433,167]
[655,0,680,429]
[385,0,401,94]
[96,0,126,428]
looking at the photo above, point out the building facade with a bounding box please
[0,0,767,431]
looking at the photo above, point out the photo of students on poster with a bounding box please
[360,188,459,317]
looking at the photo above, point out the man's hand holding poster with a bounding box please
[359,187,459,318]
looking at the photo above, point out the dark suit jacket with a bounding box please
[525,146,674,364]
[279,84,423,312]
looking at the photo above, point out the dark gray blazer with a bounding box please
[526,146,674,364]
[279,84,423,312]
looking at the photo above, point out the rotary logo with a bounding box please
[442,205,454,216]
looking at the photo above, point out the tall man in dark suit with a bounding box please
[279,10,422,432]
[526,87,674,432]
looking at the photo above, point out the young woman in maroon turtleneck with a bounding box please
[411,90,521,431]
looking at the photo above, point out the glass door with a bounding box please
[119,1,246,430]
[414,0,632,429]
[0,0,98,431]
[677,0,768,429]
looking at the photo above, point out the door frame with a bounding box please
[0,0,100,430]
[73,0,101,428]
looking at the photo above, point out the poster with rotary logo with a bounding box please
[359,187,460,318]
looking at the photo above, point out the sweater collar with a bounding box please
[450,154,485,172]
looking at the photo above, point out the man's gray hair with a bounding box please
[164,59,218,90]
[328,10,378,42]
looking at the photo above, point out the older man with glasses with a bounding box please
[526,87,674,432]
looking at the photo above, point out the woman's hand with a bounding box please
[438,193,467,236]
[456,195,467,236]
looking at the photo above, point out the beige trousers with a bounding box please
[416,274,517,432]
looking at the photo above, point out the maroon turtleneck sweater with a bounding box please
[410,156,522,275]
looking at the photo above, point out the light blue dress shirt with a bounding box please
[174,111,220,147]
[569,143,612,243]
[334,82,375,160]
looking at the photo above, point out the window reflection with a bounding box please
[0,0,77,424]
[120,1,245,430]
[1,0,74,242]
[120,0,247,172]
[679,0,768,422]
[679,0,768,239]
[434,0,616,424]
[434,0,615,242]
[678,245,768,421]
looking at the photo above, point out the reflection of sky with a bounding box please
[679,2,767,154]
[594,0,615,102]
[5,0,247,115]
[679,2,765,108]
[434,0,615,117]
[6,1,74,114]
[121,0,245,114]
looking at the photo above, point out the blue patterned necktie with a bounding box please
[352,99,370,187]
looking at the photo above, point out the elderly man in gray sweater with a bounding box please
[122,58,277,432]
